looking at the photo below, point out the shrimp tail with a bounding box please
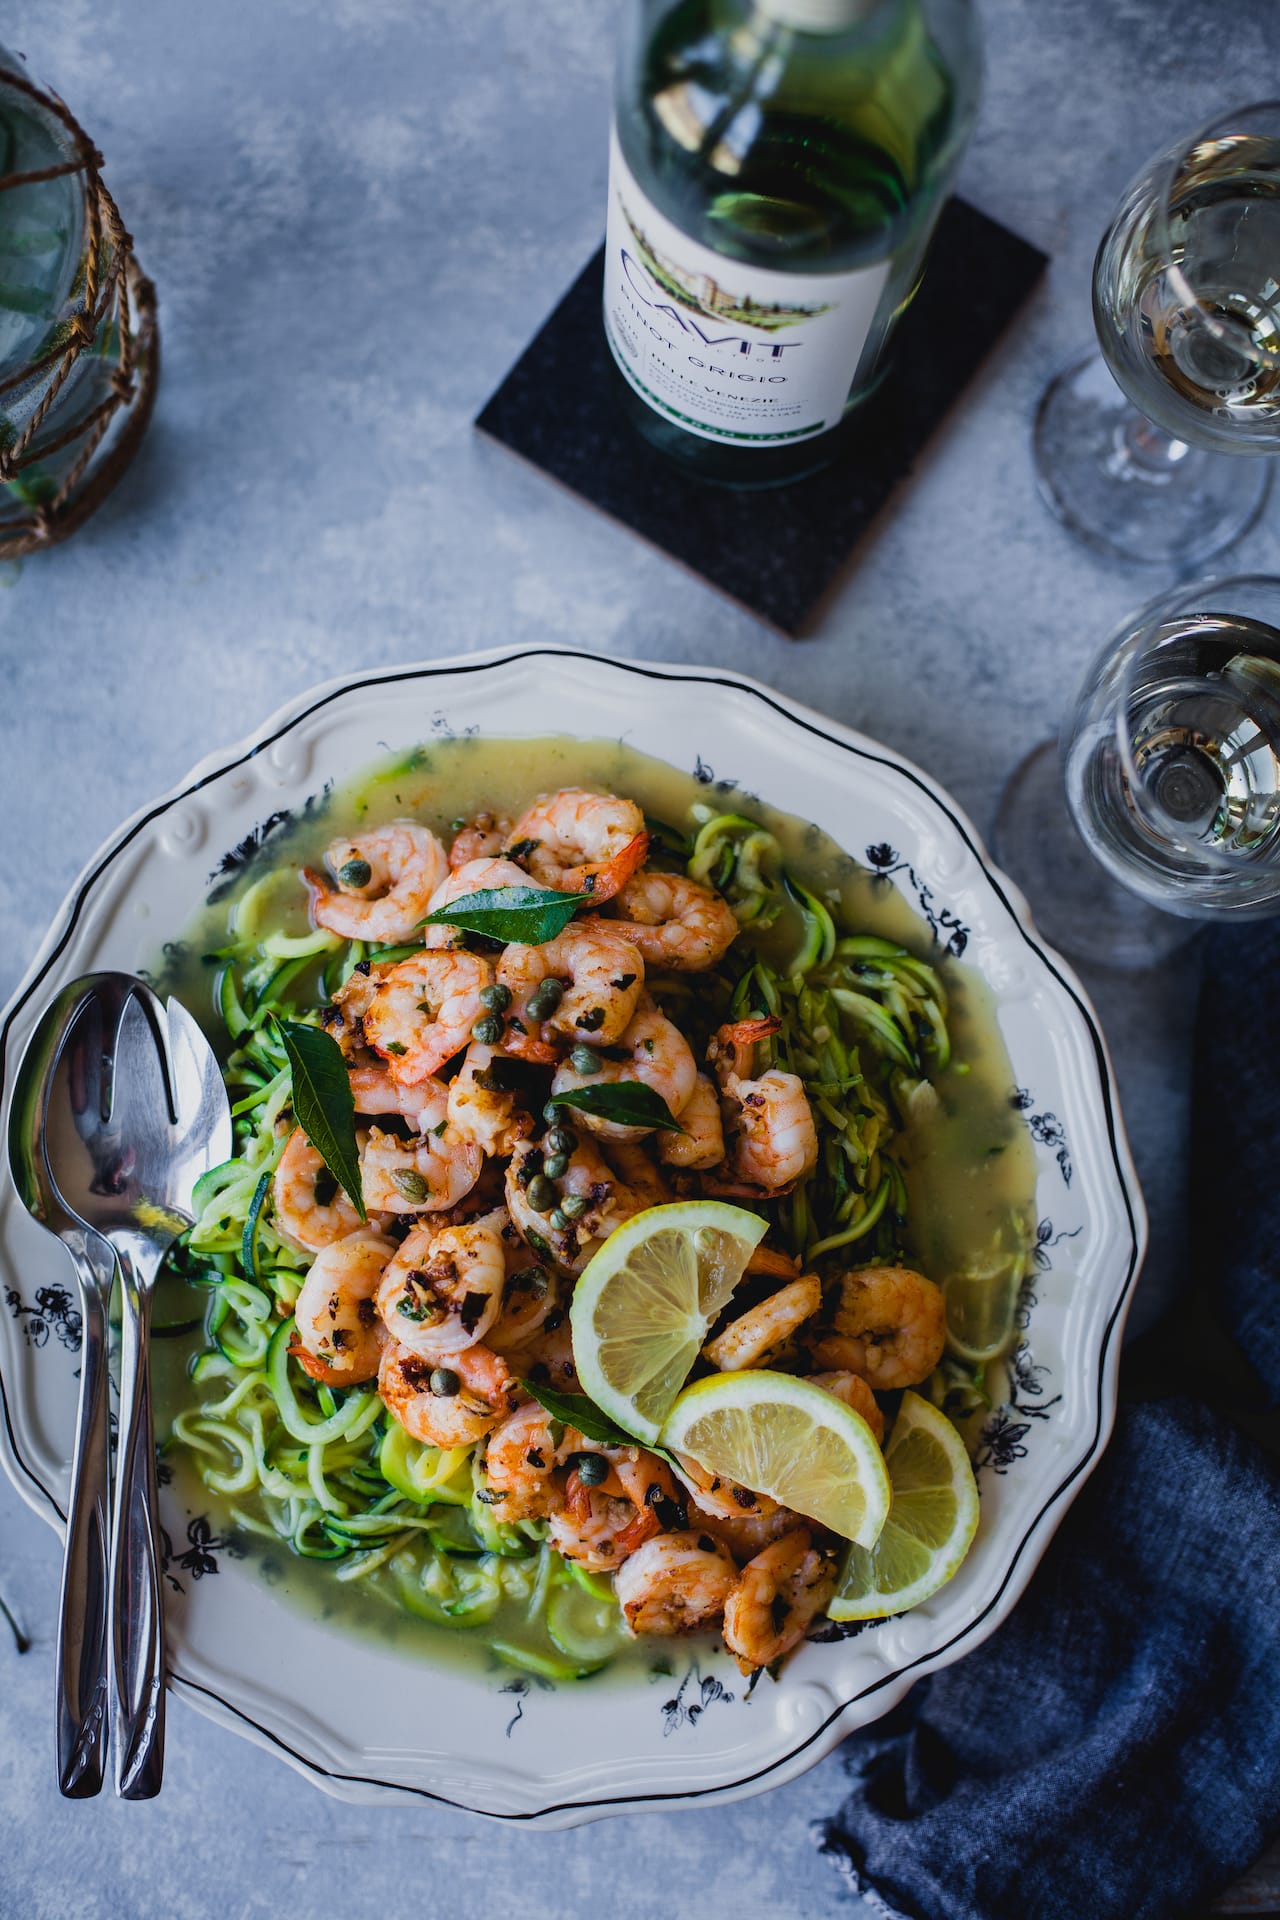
[721,1016,782,1045]
[576,829,651,904]
[302,866,335,915]
[746,1243,802,1280]
[288,1336,351,1387]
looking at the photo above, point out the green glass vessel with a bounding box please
[604,0,981,486]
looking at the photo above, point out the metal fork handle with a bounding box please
[108,1250,166,1799]
[55,1262,111,1797]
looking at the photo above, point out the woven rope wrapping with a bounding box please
[0,65,158,556]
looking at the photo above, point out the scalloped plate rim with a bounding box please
[0,641,1148,1823]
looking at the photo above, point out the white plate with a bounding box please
[0,645,1145,1824]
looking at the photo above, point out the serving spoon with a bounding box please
[7,973,136,1797]
[44,985,230,1798]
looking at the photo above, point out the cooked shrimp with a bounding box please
[709,1019,817,1191]
[331,960,387,1022]
[363,949,493,1081]
[272,1127,364,1252]
[504,1310,580,1392]
[807,1370,885,1445]
[348,1064,442,1127]
[359,1105,483,1216]
[721,1528,839,1673]
[378,1340,517,1448]
[657,1072,725,1170]
[487,1250,560,1353]
[671,1453,780,1523]
[825,1266,947,1389]
[552,992,696,1141]
[506,1132,653,1275]
[448,812,512,870]
[602,1139,671,1208]
[422,858,533,950]
[304,823,447,944]
[703,1273,822,1372]
[479,1402,562,1522]
[497,922,645,1048]
[375,1218,506,1355]
[603,871,739,972]
[292,1229,395,1382]
[547,1485,654,1571]
[698,1504,803,1564]
[612,1531,739,1636]
[446,1042,535,1157]
[505,788,649,901]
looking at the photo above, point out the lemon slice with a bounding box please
[659,1370,891,1548]
[569,1202,768,1444]
[943,1254,1023,1366]
[828,1390,979,1620]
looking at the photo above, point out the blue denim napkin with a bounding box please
[817,926,1280,1920]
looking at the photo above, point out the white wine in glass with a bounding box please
[1035,102,1280,567]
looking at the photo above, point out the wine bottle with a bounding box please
[604,0,981,486]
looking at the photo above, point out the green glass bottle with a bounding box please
[604,0,981,486]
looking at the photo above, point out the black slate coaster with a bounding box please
[476,198,1047,636]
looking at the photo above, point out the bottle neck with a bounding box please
[752,0,887,29]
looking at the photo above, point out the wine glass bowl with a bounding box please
[1064,574,1280,920]
[1034,100,1280,567]
[1094,104,1280,455]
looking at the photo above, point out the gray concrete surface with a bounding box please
[2,1,1276,1914]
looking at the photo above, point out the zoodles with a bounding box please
[162,765,1033,1678]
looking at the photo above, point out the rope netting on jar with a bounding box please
[0,65,158,556]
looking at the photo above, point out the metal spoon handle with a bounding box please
[55,1266,111,1797]
[108,1252,165,1799]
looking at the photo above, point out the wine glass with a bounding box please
[1034,101,1280,568]
[993,575,1280,970]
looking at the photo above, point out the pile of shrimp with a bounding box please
[271,787,949,1670]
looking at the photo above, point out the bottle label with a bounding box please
[603,127,890,447]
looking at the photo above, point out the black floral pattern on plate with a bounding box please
[973,1229,1067,1476]
[159,1516,245,1593]
[5,1283,82,1352]
[1011,1089,1073,1187]
[864,843,970,959]
[205,785,333,903]
[499,1672,553,1737]
[660,1658,735,1735]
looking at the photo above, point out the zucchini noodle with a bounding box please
[165,792,1002,1676]
[164,885,624,1679]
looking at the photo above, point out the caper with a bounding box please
[479,982,512,1013]
[560,1193,589,1221]
[567,1451,608,1486]
[549,1208,568,1231]
[569,1045,601,1074]
[338,856,372,889]
[472,1014,505,1045]
[544,1125,577,1155]
[526,1173,558,1214]
[527,978,565,1019]
[542,1101,561,1127]
[391,1169,430,1203]
[429,1367,460,1398]
[542,1152,569,1181]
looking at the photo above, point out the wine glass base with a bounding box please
[992,741,1203,970]
[1032,350,1272,568]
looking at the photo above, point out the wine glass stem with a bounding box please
[1118,409,1191,473]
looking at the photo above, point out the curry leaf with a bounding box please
[520,1379,681,1471]
[519,1380,634,1447]
[420,884,590,946]
[549,1082,686,1134]
[274,1017,366,1221]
